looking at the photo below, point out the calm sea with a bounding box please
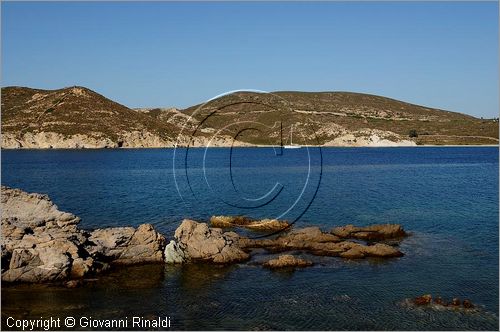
[1,147,498,330]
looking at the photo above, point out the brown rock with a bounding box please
[451,298,461,306]
[70,257,94,278]
[414,294,432,305]
[362,243,404,257]
[210,215,290,231]
[331,224,407,241]
[262,255,313,268]
[243,227,403,259]
[282,227,341,244]
[330,224,358,238]
[433,297,446,306]
[338,244,367,259]
[1,186,86,283]
[1,186,409,282]
[339,243,403,259]
[243,227,341,251]
[87,223,166,264]
[3,247,72,283]
[65,279,83,288]
[168,219,249,264]
[463,299,474,309]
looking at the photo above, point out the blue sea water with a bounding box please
[1,147,498,330]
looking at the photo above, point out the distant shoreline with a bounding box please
[1,144,498,151]
[3,86,498,151]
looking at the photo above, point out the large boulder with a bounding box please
[165,219,249,264]
[1,186,80,227]
[1,187,91,282]
[3,247,72,282]
[164,240,186,264]
[87,224,166,264]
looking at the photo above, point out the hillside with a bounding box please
[183,91,499,146]
[1,86,187,148]
[1,86,498,148]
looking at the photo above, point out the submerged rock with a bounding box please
[331,224,407,241]
[463,299,474,309]
[1,186,166,283]
[65,279,83,288]
[433,297,446,306]
[262,254,313,269]
[414,294,432,305]
[412,294,476,310]
[210,215,290,231]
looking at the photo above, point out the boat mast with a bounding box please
[280,122,283,147]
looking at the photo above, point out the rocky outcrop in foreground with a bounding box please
[1,186,165,283]
[2,186,407,283]
[165,220,405,264]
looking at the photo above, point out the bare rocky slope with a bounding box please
[1,86,498,148]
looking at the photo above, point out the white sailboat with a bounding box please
[284,124,301,149]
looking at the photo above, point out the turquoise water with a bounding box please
[1,147,498,330]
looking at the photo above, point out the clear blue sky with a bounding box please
[2,1,498,118]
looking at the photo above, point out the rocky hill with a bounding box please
[1,86,498,148]
[183,91,499,146]
[1,86,182,148]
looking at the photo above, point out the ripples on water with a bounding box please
[1,147,498,330]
